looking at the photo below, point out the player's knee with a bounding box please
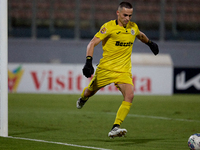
[126,92,134,102]
[84,88,96,97]
[130,93,134,100]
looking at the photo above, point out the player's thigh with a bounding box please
[114,72,134,102]
[87,68,113,92]
[117,83,134,102]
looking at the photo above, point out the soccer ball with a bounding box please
[188,133,200,150]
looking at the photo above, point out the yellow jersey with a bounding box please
[95,20,140,73]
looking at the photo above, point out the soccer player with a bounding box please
[77,2,159,138]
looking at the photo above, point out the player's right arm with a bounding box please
[83,22,109,78]
[86,36,102,57]
[82,36,101,78]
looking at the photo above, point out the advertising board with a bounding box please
[174,68,200,94]
[8,63,173,95]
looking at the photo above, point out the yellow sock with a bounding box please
[81,87,89,101]
[114,101,132,125]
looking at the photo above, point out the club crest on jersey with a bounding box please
[131,28,135,35]
[100,27,107,34]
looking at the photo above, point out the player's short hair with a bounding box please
[118,2,133,10]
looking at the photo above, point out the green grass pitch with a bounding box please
[0,94,199,150]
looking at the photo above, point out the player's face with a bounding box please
[117,7,133,27]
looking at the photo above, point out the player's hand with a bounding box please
[82,56,94,78]
[146,40,159,55]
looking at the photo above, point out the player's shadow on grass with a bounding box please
[116,138,164,146]
[92,138,164,145]
[9,127,59,136]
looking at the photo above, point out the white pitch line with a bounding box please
[7,136,112,150]
[68,111,200,123]
[103,112,200,123]
[127,114,200,123]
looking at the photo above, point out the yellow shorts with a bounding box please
[87,67,133,92]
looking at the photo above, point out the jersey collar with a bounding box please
[115,19,127,28]
[115,20,118,25]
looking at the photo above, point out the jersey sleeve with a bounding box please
[95,23,110,41]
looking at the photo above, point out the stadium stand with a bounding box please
[8,0,200,39]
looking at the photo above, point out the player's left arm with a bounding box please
[136,31,159,55]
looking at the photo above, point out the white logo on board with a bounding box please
[176,71,200,90]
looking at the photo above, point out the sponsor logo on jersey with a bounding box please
[100,27,106,34]
[115,41,133,47]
